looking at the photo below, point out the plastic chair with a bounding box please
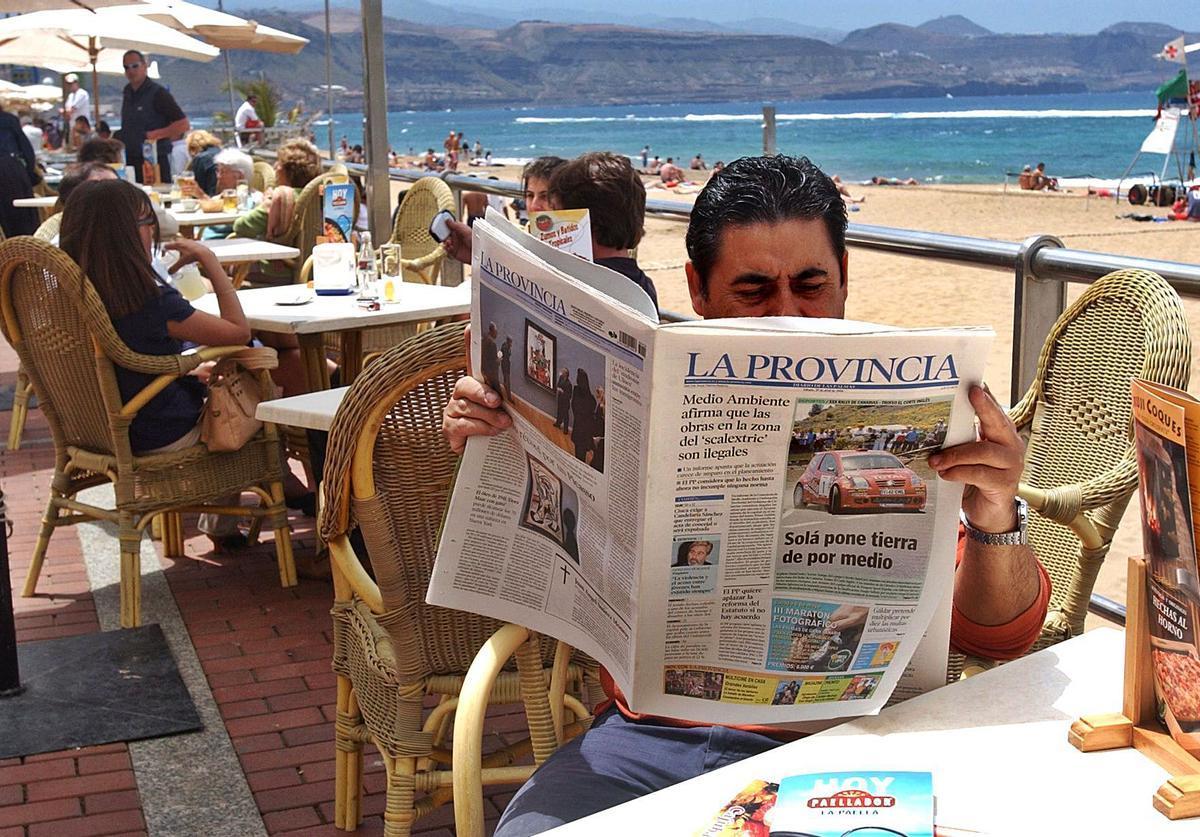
[318,321,594,837]
[0,237,297,627]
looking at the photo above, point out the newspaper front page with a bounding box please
[428,215,992,725]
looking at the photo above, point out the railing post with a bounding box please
[359,0,392,241]
[762,105,777,156]
[440,173,464,287]
[1010,234,1065,405]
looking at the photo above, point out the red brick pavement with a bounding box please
[0,336,527,835]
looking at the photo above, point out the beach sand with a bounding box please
[442,170,1200,621]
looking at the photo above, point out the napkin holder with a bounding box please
[1068,557,1200,820]
[312,242,356,296]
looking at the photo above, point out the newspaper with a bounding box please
[1132,380,1200,756]
[428,211,992,724]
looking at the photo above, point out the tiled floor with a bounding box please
[0,339,525,836]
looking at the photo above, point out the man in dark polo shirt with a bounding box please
[119,49,189,183]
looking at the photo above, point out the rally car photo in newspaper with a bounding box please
[793,450,927,514]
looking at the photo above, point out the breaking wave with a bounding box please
[514,108,1154,124]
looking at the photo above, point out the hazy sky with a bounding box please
[462,0,1194,34]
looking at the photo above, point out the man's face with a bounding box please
[525,176,552,213]
[687,542,712,565]
[123,54,147,87]
[686,218,848,320]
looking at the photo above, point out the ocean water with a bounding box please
[323,91,1176,184]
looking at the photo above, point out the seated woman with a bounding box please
[60,179,254,550]
[233,137,322,242]
[182,130,223,198]
[199,149,263,240]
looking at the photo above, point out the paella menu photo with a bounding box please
[1133,380,1200,757]
[430,211,995,725]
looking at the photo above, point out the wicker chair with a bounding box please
[6,216,61,450]
[251,160,276,194]
[0,237,297,627]
[1010,268,1191,646]
[387,177,454,285]
[319,321,593,837]
[33,212,60,242]
[266,172,361,285]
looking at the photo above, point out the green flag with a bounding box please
[1157,69,1189,106]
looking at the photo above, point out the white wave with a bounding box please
[515,108,1154,125]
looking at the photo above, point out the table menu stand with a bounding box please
[1069,557,1200,820]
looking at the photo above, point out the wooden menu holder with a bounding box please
[1068,556,1200,819]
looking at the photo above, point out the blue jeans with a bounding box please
[494,707,780,836]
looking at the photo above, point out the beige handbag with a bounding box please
[200,350,276,453]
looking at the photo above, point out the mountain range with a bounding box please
[131,10,1191,113]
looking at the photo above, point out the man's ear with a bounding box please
[685,261,707,317]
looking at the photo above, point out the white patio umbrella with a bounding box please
[0,9,218,124]
[0,0,146,10]
[109,0,308,134]
[109,1,307,54]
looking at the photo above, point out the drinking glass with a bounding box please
[173,262,207,301]
[221,189,238,212]
[379,244,402,302]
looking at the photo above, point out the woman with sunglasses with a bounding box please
[61,179,251,549]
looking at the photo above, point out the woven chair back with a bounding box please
[285,172,361,282]
[321,322,527,680]
[389,177,454,285]
[1013,268,1191,624]
[0,238,178,456]
[251,160,275,194]
[33,213,61,242]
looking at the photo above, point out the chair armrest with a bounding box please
[453,623,534,837]
[119,344,267,418]
[328,533,382,612]
[1018,450,1137,529]
[299,255,313,285]
[399,244,446,273]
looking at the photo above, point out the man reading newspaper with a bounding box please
[441,155,1050,834]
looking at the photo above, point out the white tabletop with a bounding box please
[256,386,348,431]
[169,209,242,226]
[200,238,300,264]
[551,629,1185,836]
[193,282,470,335]
[13,196,57,208]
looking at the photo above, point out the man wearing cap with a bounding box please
[119,49,190,183]
[235,93,262,147]
[61,74,90,149]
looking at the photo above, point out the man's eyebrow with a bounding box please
[729,267,829,286]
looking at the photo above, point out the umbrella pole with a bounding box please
[217,0,238,141]
[90,39,100,129]
[324,0,334,158]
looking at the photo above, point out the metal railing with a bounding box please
[272,155,1187,627]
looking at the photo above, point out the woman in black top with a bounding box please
[0,106,40,237]
[61,180,252,547]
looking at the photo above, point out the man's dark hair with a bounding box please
[55,162,116,208]
[123,49,146,62]
[78,137,125,165]
[686,155,847,294]
[547,152,645,251]
[521,156,566,187]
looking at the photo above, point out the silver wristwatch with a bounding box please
[961,497,1029,546]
